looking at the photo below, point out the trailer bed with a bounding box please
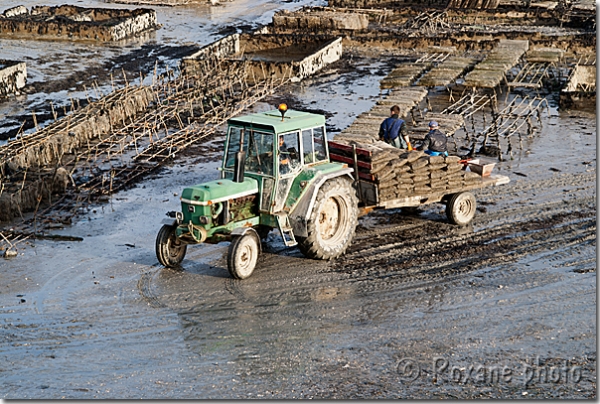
[358,174,510,210]
[327,139,511,217]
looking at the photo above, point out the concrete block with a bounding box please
[273,10,369,31]
[183,33,342,84]
[182,33,240,76]
[2,5,28,18]
[0,5,159,41]
[0,60,26,97]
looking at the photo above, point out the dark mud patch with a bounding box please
[215,23,258,36]
[178,134,227,164]
[107,43,201,74]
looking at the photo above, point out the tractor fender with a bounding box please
[230,227,262,253]
[288,168,354,238]
[161,218,178,226]
[161,211,183,227]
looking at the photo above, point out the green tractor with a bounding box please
[156,105,358,279]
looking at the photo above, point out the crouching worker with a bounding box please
[417,120,448,156]
[379,105,411,150]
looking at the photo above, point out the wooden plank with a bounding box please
[329,153,372,169]
[358,172,376,181]
[327,141,372,157]
[507,82,542,88]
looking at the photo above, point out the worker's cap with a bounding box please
[428,121,439,128]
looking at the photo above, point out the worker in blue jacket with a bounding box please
[418,121,448,156]
[379,105,410,149]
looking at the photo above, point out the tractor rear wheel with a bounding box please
[446,192,477,226]
[298,177,358,260]
[228,231,260,279]
[156,225,187,267]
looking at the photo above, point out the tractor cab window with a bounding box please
[225,127,249,168]
[225,126,274,176]
[313,126,328,161]
[245,130,274,176]
[278,131,301,175]
[302,129,315,163]
[301,127,328,164]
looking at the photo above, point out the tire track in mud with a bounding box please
[140,248,343,312]
[135,244,363,366]
[4,265,180,351]
[130,199,595,368]
[286,205,596,399]
[474,171,596,226]
[342,208,594,272]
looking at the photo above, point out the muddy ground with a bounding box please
[0,0,597,399]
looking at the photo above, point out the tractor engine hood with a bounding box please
[180,177,259,206]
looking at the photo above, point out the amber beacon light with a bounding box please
[278,103,288,121]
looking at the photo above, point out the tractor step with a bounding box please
[275,212,297,247]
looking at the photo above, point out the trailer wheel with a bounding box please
[156,225,187,267]
[298,177,358,260]
[228,231,260,279]
[446,192,477,226]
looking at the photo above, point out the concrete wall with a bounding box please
[0,60,26,97]
[329,0,450,8]
[240,33,329,52]
[182,33,342,83]
[447,0,499,8]
[292,37,343,81]
[242,37,343,83]
[109,9,159,41]
[0,5,159,41]
[181,34,240,75]
[273,10,369,31]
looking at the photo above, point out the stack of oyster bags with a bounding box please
[328,139,482,202]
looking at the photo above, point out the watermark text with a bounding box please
[396,356,582,387]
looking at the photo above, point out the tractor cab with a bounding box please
[221,106,330,215]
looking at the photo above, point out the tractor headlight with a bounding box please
[176,211,184,221]
[188,205,195,213]
[199,216,210,225]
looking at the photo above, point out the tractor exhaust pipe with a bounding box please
[233,150,246,183]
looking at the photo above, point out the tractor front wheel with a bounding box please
[156,225,187,267]
[298,177,358,260]
[228,231,261,279]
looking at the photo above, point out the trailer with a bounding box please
[328,140,510,225]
